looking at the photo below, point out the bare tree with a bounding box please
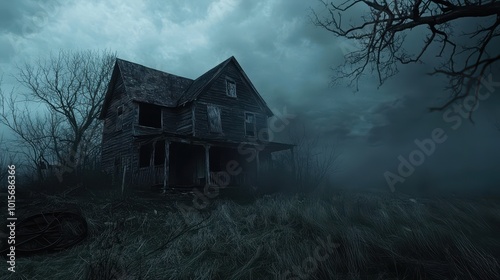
[272,123,339,193]
[312,0,500,112]
[0,89,57,180]
[0,50,115,181]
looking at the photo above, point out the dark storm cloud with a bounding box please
[0,0,65,35]
[348,69,500,194]
[145,0,213,27]
[0,0,499,194]
[0,0,67,64]
[0,0,38,34]
[0,37,16,64]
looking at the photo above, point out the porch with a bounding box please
[126,137,291,191]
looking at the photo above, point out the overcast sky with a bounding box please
[0,0,499,195]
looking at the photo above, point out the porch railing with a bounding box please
[133,166,164,187]
[208,171,255,187]
[132,168,256,188]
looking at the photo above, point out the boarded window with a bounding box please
[139,143,153,167]
[207,105,222,133]
[116,106,123,131]
[154,140,165,166]
[139,103,162,128]
[245,113,256,137]
[226,79,236,97]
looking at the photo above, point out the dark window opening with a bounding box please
[245,113,256,137]
[139,103,162,128]
[226,79,236,97]
[207,105,222,133]
[139,143,153,167]
[154,140,165,166]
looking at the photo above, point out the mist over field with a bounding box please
[1,0,500,196]
[0,0,499,279]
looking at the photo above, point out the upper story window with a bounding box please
[244,112,256,137]
[138,103,162,128]
[226,78,236,98]
[207,105,222,133]
[116,105,123,131]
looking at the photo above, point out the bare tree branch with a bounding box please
[0,50,115,183]
[312,0,500,113]
[0,134,16,184]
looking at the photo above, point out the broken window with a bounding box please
[207,105,222,133]
[245,112,256,137]
[138,103,162,128]
[116,105,123,131]
[154,140,165,166]
[226,79,236,98]
[139,143,153,168]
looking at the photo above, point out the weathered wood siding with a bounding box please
[194,61,269,141]
[100,72,135,174]
[101,58,276,190]
[133,103,192,135]
[174,105,193,135]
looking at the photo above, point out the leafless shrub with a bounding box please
[271,122,339,193]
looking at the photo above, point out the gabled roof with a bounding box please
[99,56,274,119]
[178,56,273,116]
[177,57,232,106]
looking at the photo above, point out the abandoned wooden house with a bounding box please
[99,56,293,191]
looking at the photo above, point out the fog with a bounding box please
[1,0,499,196]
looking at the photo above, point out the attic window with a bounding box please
[138,103,162,128]
[244,112,256,137]
[226,79,236,98]
[207,105,222,133]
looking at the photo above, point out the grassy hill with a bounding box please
[1,188,499,279]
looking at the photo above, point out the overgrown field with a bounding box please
[1,188,499,279]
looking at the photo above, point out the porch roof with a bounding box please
[133,132,294,153]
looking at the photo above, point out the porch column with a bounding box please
[204,145,210,186]
[256,149,260,176]
[256,149,260,187]
[152,140,156,184]
[163,141,170,193]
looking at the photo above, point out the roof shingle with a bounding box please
[117,59,193,107]
[100,56,273,119]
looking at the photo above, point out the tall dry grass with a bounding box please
[1,189,499,279]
